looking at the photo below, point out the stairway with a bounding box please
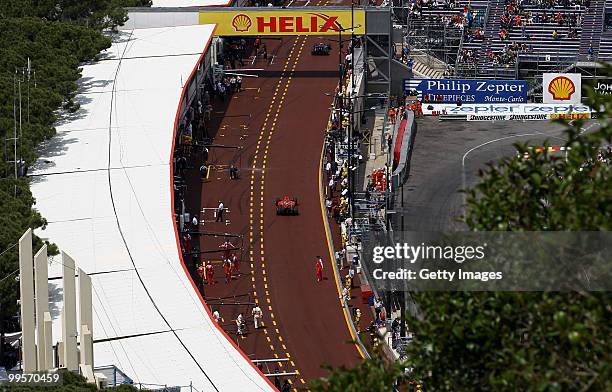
[579,0,605,59]
[472,0,517,78]
[411,57,444,78]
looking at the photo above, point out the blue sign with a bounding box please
[403,79,528,104]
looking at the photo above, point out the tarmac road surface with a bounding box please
[182,4,368,387]
[394,117,597,231]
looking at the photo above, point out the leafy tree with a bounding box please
[0,1,152,30]
[312,85,612,391]
[0,0,151,368]
[310,348,416,392]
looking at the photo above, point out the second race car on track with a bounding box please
[274,196,299,215]
[312,43,332,55]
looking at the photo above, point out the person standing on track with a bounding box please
[281,379,291,392]
[216,200,225,222]
[231,253,240,274]
[196,262,205,291]
[341,286,349,305]
[229,164,238,179]
[183,233,192,255]
[316,256,324,282]
[205,261,214,285]
[236,75,242,91]
[224,258,232,283]
[252,305,262,329]
[199,163,208,180]
[220,239,234,260]
[236,313,245,336]
[389,107,397,124]
[328,177,335,199]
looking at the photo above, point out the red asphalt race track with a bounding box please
[183,3,369,388]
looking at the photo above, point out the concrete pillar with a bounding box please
[43,312,53,369]
[18,229,36,372]
[80,325,93,367]
[57,338,64,367]
[79,325,95,384]
[61,252,78,371]
[78,269,93,368]
[34,245,49,370]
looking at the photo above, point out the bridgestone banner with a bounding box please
[466,113,591,121]
[422,103,594,117]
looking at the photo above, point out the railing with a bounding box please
[320,137,371,360]
[525,57,579,98]
[481,1,491,33]
[454,25,466,75]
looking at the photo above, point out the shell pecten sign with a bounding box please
[543,73,582,104]
[199,9,366,36]
[548,76,575,100]
[231,14,253,32]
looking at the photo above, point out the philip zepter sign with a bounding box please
[407,79,528,104]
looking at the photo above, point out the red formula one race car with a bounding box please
[274,196,299,215]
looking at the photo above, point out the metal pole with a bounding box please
[27,58,31,124]
[400,291,406,337]
[339,29,343,82]
[13,72,18,185]
[388,3,393,99]
[349,0,356,221]
[19,73,22,141]
[400,180,404,231]
[18,73,22,177]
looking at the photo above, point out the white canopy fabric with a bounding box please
[152,0,233,6]
[30,25,274,392]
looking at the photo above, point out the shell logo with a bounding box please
[232,14,252,32]
[548,76,575,100]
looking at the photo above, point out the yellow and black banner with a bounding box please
[199,9,366,36]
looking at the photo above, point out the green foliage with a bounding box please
[404,292,610,391]
[407,86,612,391]
[310,347,411,392]
[0,1,149,339]
[314,82,612,391]
[462,99,612,231]
[0,16,110,334]
[0,179,57,326]
[0,1,153,30]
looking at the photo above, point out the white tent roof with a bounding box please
[30,25,274,392]
[151,0,233,7]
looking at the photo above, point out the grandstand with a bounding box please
[403,0,611,80]
[598,0,612,60]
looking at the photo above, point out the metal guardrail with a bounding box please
[320,139,371,360]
